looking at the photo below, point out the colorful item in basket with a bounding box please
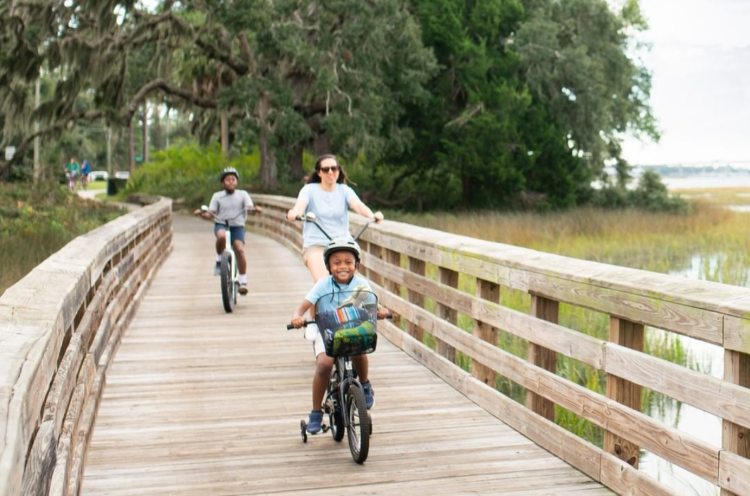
[316,306,370,331]
[323,321,378,357]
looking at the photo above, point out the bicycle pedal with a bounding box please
[321,425,330,433]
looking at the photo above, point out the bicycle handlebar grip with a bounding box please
[286,324,295,330]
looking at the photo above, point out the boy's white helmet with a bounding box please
[220,167,239,182]
[324,237,361,270]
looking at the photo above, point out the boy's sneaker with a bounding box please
[238,283,248,295]
[307,410,323,434]
[214,261,221,276]
[362,381,375,409]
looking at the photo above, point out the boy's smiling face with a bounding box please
[329,251,357,283]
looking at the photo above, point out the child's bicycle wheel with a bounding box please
[345,385,370,464]
[300,420,308,443]
[220,251,236,313]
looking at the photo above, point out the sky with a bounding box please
[620,0,750,166]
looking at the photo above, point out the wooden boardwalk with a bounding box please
[81,215,611,496]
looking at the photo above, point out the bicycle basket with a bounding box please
[314,289,378,357]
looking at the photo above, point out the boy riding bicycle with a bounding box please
[291,237,389,434]
[193,167,261,295]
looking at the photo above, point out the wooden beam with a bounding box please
[527,295,558,421]
[605,317,644,468]
[406,257,426,342]
[721,349,750,496]
[472,278,499,386]
[385,249,402,328]
[436,267,458,363]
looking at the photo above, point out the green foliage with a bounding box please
[0,181,125,295]
[123,142,261,207]
[366,0,658,211]
[589,171,690,213]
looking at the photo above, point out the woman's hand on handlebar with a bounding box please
[287,209,301,221]
[291,316,306,329]
[373,211,384,223]
[376,308,391,320]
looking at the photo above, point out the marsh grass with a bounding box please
[387,195,750,446]
[0,183,125,295]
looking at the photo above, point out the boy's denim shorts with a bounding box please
[214,224,245,243]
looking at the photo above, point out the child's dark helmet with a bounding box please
[324,237,361,270]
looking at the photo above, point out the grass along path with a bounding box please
[0,182,126,295]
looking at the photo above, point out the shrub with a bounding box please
[590,171,689,214]
[123,142,261,207]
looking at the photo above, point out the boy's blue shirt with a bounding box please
[305,274,371,305]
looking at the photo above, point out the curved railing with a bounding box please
[0,198,172,496]
[249,194,750,496]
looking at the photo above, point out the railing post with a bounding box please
[406,257,425,342]
[436,267,458,363]
[722,350,750,496]
[605,317,644,468]
[527,295,558,421]
[366,242,383,287]
[472,278,499,385]
[385,249,402,327]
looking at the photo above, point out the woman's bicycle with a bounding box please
[287,289,382,464]
[201,206,240,313]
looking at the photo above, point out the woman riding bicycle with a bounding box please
[286,154,383,283]
[291,238,389,434]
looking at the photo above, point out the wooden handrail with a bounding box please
[248,194,750,496]
[0,198,173,496]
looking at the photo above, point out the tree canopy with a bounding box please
[0,0,658,210]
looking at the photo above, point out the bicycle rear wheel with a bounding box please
[220,251,235,313]
[346,385,370,464]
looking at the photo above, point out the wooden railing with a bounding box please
[250,194,750,496]
[0,198,172,496]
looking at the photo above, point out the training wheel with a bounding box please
[300,420,308,443]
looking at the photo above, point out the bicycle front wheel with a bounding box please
[346,385,370,464]
[220,251,235,313]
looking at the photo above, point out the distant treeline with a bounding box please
[641,165,750,177]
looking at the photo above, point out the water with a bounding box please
[638,254,730,496]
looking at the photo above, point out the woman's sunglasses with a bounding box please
[319,165,340,173]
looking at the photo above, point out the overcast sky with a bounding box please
[620,0,750,166]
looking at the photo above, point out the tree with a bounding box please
[514,0,659,182]
[206,0,436,188]
[373,0,657,210]
[0,0,216,177]
[1,0,436,192]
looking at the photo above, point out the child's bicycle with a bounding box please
[287,212,383,463]
[287,289,383,464]
[66,172,78,193]
[201,205,240,313]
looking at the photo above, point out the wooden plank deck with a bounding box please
[81,214,612,495]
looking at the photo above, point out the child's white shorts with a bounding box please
[305,324,326,357]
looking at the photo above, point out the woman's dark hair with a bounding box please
[305,154,348,184]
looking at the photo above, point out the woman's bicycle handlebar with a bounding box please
[294,213,378,242]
